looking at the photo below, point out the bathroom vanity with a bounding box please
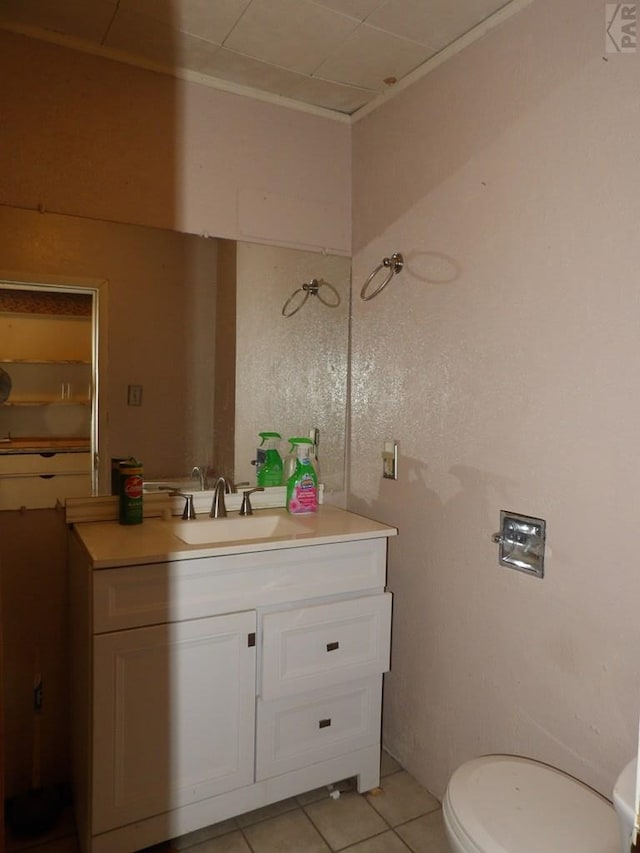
[68,505,396,853]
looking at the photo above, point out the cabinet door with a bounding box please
[92,610,256,834]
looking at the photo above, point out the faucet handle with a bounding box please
[239,487,264,516]
[183,494,196,520]
[171,490,196,520]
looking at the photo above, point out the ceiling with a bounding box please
[0,0,526,119]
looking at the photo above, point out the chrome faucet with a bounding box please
[210,476,233,518]
[191,465,208,491]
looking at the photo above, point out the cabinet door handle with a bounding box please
[326,641,339,652]
[318,718,332,729]
[39,474,55,479]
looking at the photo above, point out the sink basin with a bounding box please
[172,512,308,545]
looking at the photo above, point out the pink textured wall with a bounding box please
[351,0,640,799]
[0,31,350,254]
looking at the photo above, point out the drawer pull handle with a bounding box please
[326,641,339,652]
[318,718,332,729]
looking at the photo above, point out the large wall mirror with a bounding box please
[0,205,350,507]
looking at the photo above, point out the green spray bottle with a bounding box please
[256,431,283,487]
[286,437,318,515]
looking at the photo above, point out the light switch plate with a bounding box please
[382,441,398,480]
[127,384,143,406]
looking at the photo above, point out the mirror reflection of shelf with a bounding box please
[0,359,92,441]
[0,361,92,405]
[2,399,91,407]
[0,359,91,364]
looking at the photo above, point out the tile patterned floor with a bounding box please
[7,752,449,853]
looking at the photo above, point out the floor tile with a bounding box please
[242,809,330,853]
[172,818,239,848]
[395,810,449,853]
[304,790,388,850]
[235,797,299,828]
[366,772,440,827]
[341,830,411,852]
[185,831,251,852]
[380,750,402,778]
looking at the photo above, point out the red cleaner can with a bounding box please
[118,458,143,525]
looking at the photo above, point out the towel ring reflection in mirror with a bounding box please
[360,252,404,301]
[282,278,341,318]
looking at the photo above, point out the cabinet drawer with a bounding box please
[93,539,388,634]
[261,592,391,700]
[0,472,91,509]
[256,676,382,781]
[0,451,90,475]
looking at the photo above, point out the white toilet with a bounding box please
[442,754,636,853]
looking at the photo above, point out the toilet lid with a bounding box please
[445,755,619,853]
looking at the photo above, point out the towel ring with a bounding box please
[360,253,404,301]
[282,278,341,318]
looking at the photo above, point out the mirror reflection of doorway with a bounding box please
[0,279,100,508]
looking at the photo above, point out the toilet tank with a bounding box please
[613,758,636,853]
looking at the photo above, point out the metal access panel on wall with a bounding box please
[492,511,546,578]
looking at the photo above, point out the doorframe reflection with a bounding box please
[0,271,108,497]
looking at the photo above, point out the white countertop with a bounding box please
[73,505,397,569]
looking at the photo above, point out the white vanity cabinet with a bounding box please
[69,512,395,853]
